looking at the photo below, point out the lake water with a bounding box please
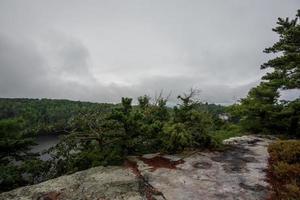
[31,134,61,160]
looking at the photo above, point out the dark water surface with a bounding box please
[31,135,61,160]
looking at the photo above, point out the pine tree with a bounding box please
[261,10,300,89]
[236,10,300,136]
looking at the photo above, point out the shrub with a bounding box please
[268,140,300,200]
[161,122,192,153]
[46,91,215,179]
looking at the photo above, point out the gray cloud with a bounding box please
[0,0,299,104]
[0,34,46,97]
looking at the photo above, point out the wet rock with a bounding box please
[134,135,272,200]
[239,183,267,192]
[192,161,212,169]
[222,163,249,173]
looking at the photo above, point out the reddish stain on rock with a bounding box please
[124,159,142,177]
[124,159,165,200]
[38,191,61,200]
[139,155,184,171]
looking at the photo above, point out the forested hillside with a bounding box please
[0,98,116,135]
[0,98,226,136]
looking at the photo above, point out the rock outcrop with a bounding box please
[0,135,273,200]
[0,166,143,200]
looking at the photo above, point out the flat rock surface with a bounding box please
[131,135,272,200]
[0,166,143,200]
[0,135,272,200]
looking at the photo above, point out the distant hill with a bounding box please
[195,103,226,117]
[0,98,116,135]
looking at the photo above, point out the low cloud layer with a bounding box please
[0,0,298,104]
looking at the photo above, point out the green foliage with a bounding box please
[261,10,300,89]
[0,118,35,161]
[46,116,125,176]
[210,124,243,144]
[0,99,116,190]
[279,99,300,137]
[232,10,300,137]
[162,122,192,152]
[268,140,300,200]
[173,95,214,148]
[21,159,51,184]
[46,90,216,177]
[234,83,282,134]
[0,98,115,135]
[0,118,41,192]
[0,164,24,192]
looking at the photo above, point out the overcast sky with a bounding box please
[0,0,299,104]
